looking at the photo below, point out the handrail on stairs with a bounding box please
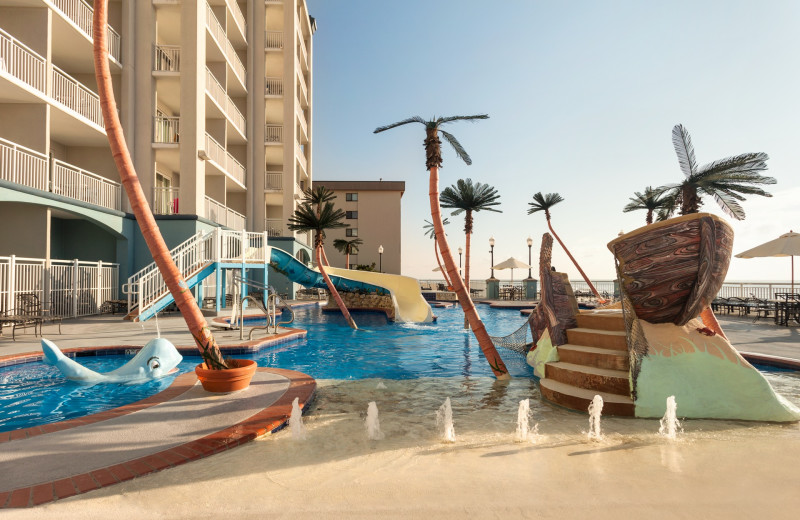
[230,273,294,339]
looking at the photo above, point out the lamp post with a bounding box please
[526,236,533,279]
[489,236,495,278]
[458,247,463,277]
[378,245,384,273]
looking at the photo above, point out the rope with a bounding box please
[489,319,532,355]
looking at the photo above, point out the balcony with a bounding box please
[296,106,308,141]
[204,133,245,188]
[154,116,180,143]
[153,45,180,73]
[205,68,246,137]
[265,77,283,97]
[0,28,47,94]
[224,0,247,43]
[265,31,283,50]
[0,137,48,192]
[265,124,283,145]
[206,2,246,88]
[153,186,180,215]
[51,65,103,128]
[205,195,246,230]
[265,218,284,237]
[296,143,307,173]
[265,172,283,191]
[51,0,122,63]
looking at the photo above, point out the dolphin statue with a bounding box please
[41,337,183,383]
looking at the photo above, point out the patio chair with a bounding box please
[749,296,774,323]
[19,293,62,335]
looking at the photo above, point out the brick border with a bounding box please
[0,367,316,508]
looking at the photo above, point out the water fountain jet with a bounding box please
[366,401,384,440]
[436,397,456,443]
[289,397,307,440]
[659,395,682,439]
[587,395,603,441]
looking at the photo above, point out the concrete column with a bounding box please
[486,278,500,299]
[249,0,267,231]
[523,278,538,300]
[133,0,156,215]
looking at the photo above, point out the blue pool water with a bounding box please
[0,305,531,432]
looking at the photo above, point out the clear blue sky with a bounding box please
[307,0,800,282]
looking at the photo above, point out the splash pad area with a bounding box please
[0,307,798,517]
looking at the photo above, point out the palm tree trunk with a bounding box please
[463,215,472,329]
[93,3,226,368]
[317,241,357,329]
[320,245,331,267]
[546,219,608,304]
[345,252,350,269]
[429,166,509,379]
[434,239,453,288]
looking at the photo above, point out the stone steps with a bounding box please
[557,344,629,371]
[575,311,625,331]
[540,379,635,416]
[566,328,627,351]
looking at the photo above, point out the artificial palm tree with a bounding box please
[659,124,775,220]
[374,115,509,379]
[528,192,607,304]
[440,179,502,328]
[93,3,227,368]
[423,218,454,289]
[623,186,670,225]
[333,237,363,269]
[302,185,338,266]
[288,202,357,329]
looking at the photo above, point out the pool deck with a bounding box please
[0,305,797,508]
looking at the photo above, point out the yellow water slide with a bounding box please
[324,267,434,323]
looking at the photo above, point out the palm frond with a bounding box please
[697,152,772,179]
[437,114,489,126]
[710,191,746,220]
[439,130,472,165]
[527,192,564,214]
[672,124,698,178]
[423,217,449,239]
[440,178,502,215]
[373,116,427,134]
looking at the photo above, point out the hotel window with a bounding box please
[346,193,358,201]
[346,228,358,237]
[346,211,358,219]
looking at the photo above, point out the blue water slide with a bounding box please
[269,247,389,295]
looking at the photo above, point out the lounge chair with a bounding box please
[0,293,62,340]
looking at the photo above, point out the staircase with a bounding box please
[539,310,635,416]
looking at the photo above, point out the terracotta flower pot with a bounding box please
[195,358,257,393]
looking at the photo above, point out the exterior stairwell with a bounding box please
[539,311,635,416]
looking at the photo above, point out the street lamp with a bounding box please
[458,247,463,276]
[378,245,384,273]
[526,236,533,279]
[489,236,495,278]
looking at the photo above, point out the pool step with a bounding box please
[557,344,629,371]
[539,379,635,416]
[575,311,625,331]
[566,328,627,351]
[545,362,630,395]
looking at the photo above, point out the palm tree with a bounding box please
[659,124,775,220]
[440,179,502,328]
[374,115,509,379]
[288,202,358,329]
[623,186,670,225]
[528,192,607,304]
[92,3,227,368]
[423,218,454,288]
[333,237,363,268]
[302,186,338,266]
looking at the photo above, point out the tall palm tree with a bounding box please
[659,124,775,220]
[528,192,607,304]
[93,3,227,368]
[302,186,338,266]
[440,179,502,328]
[288,202,358,329]
[375,115,509,379]
[333,237,363,268]
[423,218,454,288]
[623,186,670,225]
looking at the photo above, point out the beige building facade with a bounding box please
[314,180,404,275]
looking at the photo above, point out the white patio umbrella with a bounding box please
[491,257,531,282]
[735,231,800,293]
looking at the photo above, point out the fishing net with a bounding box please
[490,318,532,355]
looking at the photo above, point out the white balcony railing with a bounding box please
[51,0,122,63]
[0,137,49,192]
[296,106,308,139]
[204,133,245,187]
[154,45,180,72]
[154,116,180,143]
[0,28,47,94]
[51,65,103,128]
[52,159,122,211]
[265,172,283,190]
[226,0,247,41]
[265,31,283,50]
[265,218,284,237]
[296,143,307,172]
[153,186,180,215]
[265,124,283,144]
[265,76,283,96]
[206,2,246,86]
[205,68,246,136]
[205,196,246,230]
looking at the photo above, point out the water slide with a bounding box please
[268,247,433,323]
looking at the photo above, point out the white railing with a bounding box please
[1,255,118,317]
[0,28,47,93]
[265,218,284,237]
[206,2,246,86]
[225,0,247,41]
[265,172,283,190]
[265,31,283,50]
[205,195,246,230]
[52,65,103,128]
[52,159,121,211]
[297,69,308,107]
[205,68,246,136]
[154,45,180,72]
[154,116,180,143]
[265,76,284,96]
[0,137,49,192]
[296,106,308,138]
[204,133,245,186]
[296,143,307,172]
[265,124,282,144]
[51,0,122,63]
[154,186,180,215]
[717,283,799,300]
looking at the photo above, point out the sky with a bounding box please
[306,0,800,282]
